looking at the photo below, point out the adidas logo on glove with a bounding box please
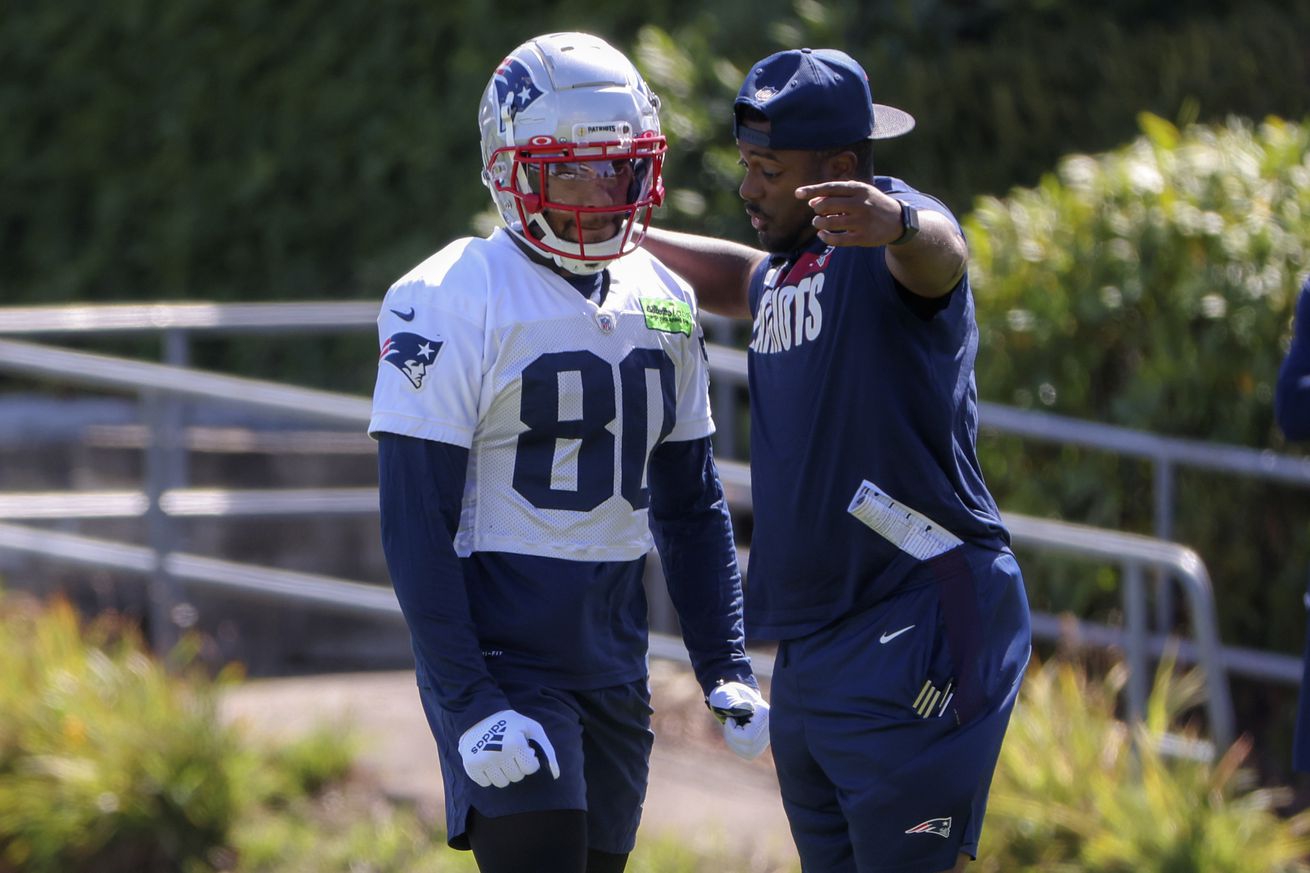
[458,710,561,788]
[469,719,508,754]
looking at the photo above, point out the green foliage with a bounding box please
[0,586,432,873]
[10,590,1310,871]
[965,114,1310,659]
[230,787,463,873]
[969,113,1310,437]
[983,656,1310,871]
[0,590,789,872]
[642,0,1310,237]
[0,594,240,873]
[231,726,358,812]
[4,0,1308,319]
[0,0,711,307]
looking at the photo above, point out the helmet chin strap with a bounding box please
[552,252,607,276]
[507,223,608,276]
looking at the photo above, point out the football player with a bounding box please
[1277,276,1310,775]
[641,48,1031,873]
[370,32,767,873]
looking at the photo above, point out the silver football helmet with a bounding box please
[478,32,666,275]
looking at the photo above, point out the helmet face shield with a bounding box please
[485,132,665,266]
[478,33,667,274]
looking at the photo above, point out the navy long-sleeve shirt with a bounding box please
[378,432,753,736]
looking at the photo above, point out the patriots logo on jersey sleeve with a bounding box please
[380,332,443,389]
[493,56,544,131]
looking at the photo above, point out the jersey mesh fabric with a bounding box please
[466,312,692,556]
[369,228,714,563]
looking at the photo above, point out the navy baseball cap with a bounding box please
[733,48,915,150]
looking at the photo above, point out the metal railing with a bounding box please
[0,332,1243,748]
[1006,514,1232,747]
[4,301,1303,748]
[6,301,1310,535]
[0,502,1238,750]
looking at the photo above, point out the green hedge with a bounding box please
[635,1,1310,240]
[3,0,1307,312]
[965,113,1310,666]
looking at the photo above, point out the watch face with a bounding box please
[892,200,919,245]
[903,201,919,230]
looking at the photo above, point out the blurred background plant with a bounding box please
[0,591,240,872]
[983,651,1310,872]
[6,589,1309,871]
[965,114,1310,768]
[4,0,1306,358]
[0,588,796,872]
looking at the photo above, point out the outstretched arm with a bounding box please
[641,227,767,319]
[798,181,967,298]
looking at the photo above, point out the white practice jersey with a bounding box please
[369,227,714,563]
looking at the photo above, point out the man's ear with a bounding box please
[823,149,858,181]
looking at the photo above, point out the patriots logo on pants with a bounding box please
[905,816,952,839]
[493,56,544,131]
[381,332,443,389]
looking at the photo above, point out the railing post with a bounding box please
[1175,558,1236,751]
[142,389,186,655]
[160,328,192,490]
[1123,561,1150,724]
[1153,457,1176,634]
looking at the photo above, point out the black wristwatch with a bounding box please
[890,200,920,246]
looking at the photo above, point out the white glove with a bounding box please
[458,709,561,789]
[706,681,771,760]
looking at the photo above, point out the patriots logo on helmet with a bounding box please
[493,56,544,131]
[380,332,443,389]
[904,817,952,839]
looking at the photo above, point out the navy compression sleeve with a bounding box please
[1277,280,1310,441]
[377,433,509,730]
[647,436,755,693]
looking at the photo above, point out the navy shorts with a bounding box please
[770,545,1030,873]
[419,676,654,854]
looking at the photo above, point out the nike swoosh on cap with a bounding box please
[391,307,416,321]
